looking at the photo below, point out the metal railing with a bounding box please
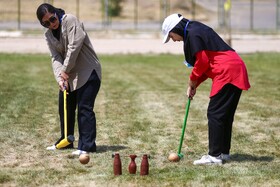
[0,0,279,33]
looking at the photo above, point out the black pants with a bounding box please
[56,70,101,152]
[207,84,242,157]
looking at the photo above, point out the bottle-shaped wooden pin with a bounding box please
[140,154,149,176]
[128,154,137,174]
[113,153,122,175]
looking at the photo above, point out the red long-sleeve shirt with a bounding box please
[190,50,250,97]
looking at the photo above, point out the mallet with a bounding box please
[56,90,74,149]
[168,98,191,162]
[177,98,191,158]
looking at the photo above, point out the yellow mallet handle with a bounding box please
[63,90,67,137]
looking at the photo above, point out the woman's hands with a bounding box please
[59,71,69,91]
[58,80,68,91]
[187,79,197,99]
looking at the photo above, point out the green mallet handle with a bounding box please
[177,98,191,156]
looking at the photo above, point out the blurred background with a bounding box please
[1,0,280,54]
[0,0,279,33]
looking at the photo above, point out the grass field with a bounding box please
[0,52,279,186]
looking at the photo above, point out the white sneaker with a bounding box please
[193,155,223,165]
[46,145,56,150]
[221,154,230,161]
[72,150,88,156]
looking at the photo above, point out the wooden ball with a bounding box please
[168,153,180,162]
[79,153,90,164]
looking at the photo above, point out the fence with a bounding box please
[0,0,279,33]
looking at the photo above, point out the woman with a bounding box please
[162,14,250,165]
[36,3,102,155]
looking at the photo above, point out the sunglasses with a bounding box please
[41,13,57,28]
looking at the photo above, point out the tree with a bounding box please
[102,0,124,17]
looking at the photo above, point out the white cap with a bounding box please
[162,14,184,44]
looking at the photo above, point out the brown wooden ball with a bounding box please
[168,153,180,162]
[79,153,90,164]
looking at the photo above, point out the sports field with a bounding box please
[0,53,279,186]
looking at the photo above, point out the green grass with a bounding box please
[0,52,279,186]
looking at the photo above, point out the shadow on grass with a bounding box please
[231,153,274,162]
[97,145,128,153]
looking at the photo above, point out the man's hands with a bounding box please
[59,71,69,91]
[187,79,197,99]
